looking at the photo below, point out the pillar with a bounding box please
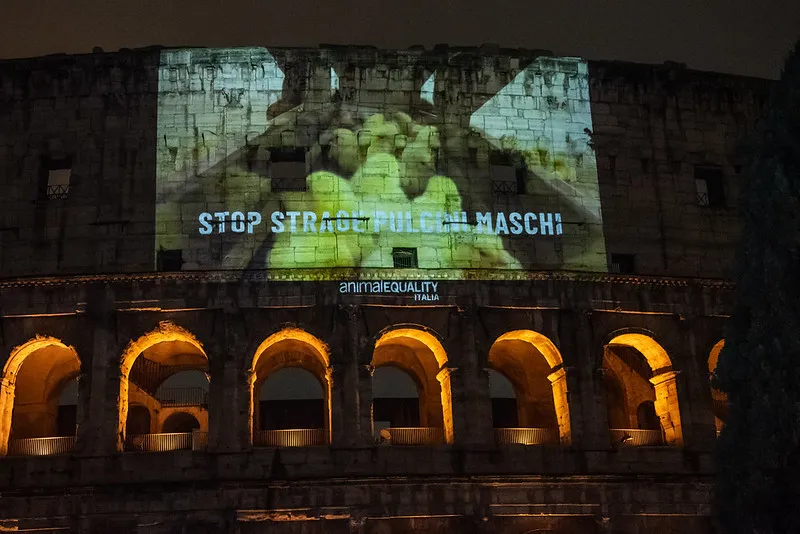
[207,311,251,452]
[546,365,578,446]
[650,370,684,446]
[564,309,610,449]
[446,307,493,447]
[81,283,124,455]
[330,305,373,447]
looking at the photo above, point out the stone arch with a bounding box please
[708,340,727,432]
[162,411,201,433]
[373,365,424,431]
[603,331,683,446]
[250,328,331,444]
[488,330,571,444]
[118,322,207,450]
[0,336,81,455]
[371,326,453,444]
[127,404,151,435]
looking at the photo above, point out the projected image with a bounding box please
[156,48,606,275]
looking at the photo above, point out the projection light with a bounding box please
[155,49,606,275]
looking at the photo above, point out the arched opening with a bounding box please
[260,368,325,430]
[0,337,81,456]
[708,340,727,434]
[126,405,151,435]
[488,330,568,445]
[162,412,200,433]
[488,369,518,428]
[56,378,79,437]
[371,327,451,445]
[373,366,421,444]
[119,322,208,452]
[603,333,683,446]
[637,401,660,430]
[250,328,331,447]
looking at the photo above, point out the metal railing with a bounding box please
[253,428,325,447]
[380,427,444,446]
[129,357,206,396]
[610,428,664,446]
[494,427,559,446]
[125,431,208,452]
[156,387,209,406]
[7,436,76,456]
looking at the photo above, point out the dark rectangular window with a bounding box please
[695,166,725,208]
[41,157,72,200]
[391,248,418,268]
[490,150,525,194]
[610,253,635,274]
[157,249,183,271]
[270,147,307,192]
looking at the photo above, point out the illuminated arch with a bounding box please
[493,330,563,368]
[118,322,207,450]
[372,326,453,444]
[489,330,571,444]
[249,328,332,445]
[604,332,683,446]
[0,336,80,455]
[708,340,727,432]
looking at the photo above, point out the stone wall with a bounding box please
[0,272,728,533]
[0,44,763,533]
[0,46,771,279]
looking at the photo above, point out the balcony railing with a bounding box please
[610,428,664,447]
[494,427,559,446]
[125,431,208,452]
[156,387,209,407]
[7,436,76,456]
[379,427,444,446]
[253,429,325,447]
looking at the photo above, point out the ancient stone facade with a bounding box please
[0,45,771,533]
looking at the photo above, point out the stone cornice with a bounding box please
[0,269,735,290]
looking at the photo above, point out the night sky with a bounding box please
[1,0,798,79]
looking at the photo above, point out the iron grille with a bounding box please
[492,181,518,194]
[391,248,418,268]
[46,184,70,199]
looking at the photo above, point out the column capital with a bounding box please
[436,366,459,383]
[650,370,680,387]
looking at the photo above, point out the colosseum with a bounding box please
[0,44,770,533]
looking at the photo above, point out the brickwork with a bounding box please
[0,44,770,533]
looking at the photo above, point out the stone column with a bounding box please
[546,365,580,446]
[207,311,251,453]
[566,309,611,449]
[330,305,373,447]
[650,370,684,446]
[80,283,124,456]
[446,307,493,447]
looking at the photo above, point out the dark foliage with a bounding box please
[713,39,800,534]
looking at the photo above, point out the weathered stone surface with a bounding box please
[0,45,769,533]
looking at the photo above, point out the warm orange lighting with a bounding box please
[1,336,79,456]
[373,327,453,444]
[117,322,207,451]
[249,328,332,445]
[605,333,683,446]
[489,330,571,445]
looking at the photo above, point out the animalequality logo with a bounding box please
[339,280,441,301]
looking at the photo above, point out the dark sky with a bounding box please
[0,0,798,79]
